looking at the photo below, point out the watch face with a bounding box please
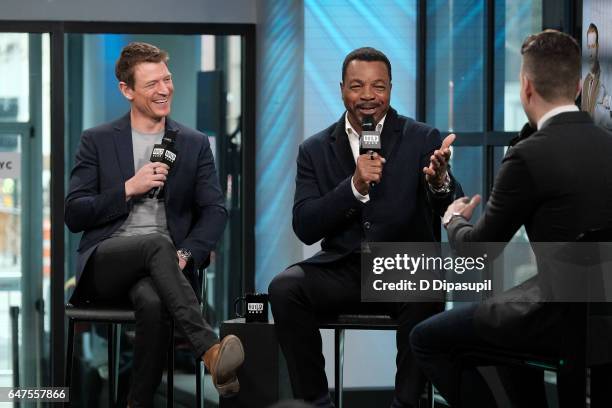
[178,249,192,259]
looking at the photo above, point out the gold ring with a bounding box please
[153,168,157,175]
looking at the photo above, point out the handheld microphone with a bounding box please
[359,115,382,187]
[148,131,178,198]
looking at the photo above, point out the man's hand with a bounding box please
[442,195,482,227]
[423,133,455,187]
[125,162,170,200]
[353,152,386,195]
[177,251,187,270]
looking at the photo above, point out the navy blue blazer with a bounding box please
[65,113,227,298]
[294,107,462,265]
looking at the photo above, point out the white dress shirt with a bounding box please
[537,104,579,130]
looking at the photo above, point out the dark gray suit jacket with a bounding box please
[65,113,227,301]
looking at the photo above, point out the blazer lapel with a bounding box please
[380,108,401,161]
[163,118,182,201]
[113,113,135,182]
[330,114,356,176]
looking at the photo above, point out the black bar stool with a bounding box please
[65,303,205,407]
[318,314,434,408]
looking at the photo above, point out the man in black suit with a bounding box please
[268,47,462,408]
[410,30,612,406]
[65,42,244,407]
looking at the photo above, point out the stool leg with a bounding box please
[196,359,203,408]
[427,381,434,408]
[108,324,118,408]
[64,319,75,408]
[114,324,121,404]
[167,321,174,408]
[335,328,345,408]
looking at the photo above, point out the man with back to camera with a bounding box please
[268,47,463,408]
[410,30,612,407]
[65,42,244,407]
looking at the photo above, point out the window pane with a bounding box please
[427,0,484,132]
[493,0,543,131]
[442,146,483,243]
[0,34,29,122]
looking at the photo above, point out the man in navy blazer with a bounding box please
[65,42,244,406]
[268,47,462,408]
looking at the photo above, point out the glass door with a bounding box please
[0,32,51,394]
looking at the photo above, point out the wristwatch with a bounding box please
[177,248,192,262]
[442,211,466,228]
[429,173,452,194]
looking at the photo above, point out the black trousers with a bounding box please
[411,303,612,407]
[410,303,549,407]
[78,234,218,408]
[268,255,443,407]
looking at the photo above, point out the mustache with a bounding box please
[356,102,381,109]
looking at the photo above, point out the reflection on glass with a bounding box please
[0,34,29,123]
[494,0,543,131]
[442,146,483,243]
[427,0,484,132]
[0,134,22,387]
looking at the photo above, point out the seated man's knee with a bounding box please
[268,266,304,311]
[409,320,431,353]
[139,233,175,256]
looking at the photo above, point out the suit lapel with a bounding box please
[330,114,356,176]
[113,113,135,182]
[380,108,401,161]
[163,119,182,202]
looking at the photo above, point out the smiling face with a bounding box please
[341,59,391,133]
[587,31,598,63]
[120,61,173,123]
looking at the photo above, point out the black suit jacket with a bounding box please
[294,108,462,265]
[65,113,227,300]
[449,111,612,244]
[448,111,612,353]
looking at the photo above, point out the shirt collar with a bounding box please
[537,104,579,130]
[345,112,387,138]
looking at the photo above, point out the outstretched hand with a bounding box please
[443,195,482,228]
[423,133,455,187]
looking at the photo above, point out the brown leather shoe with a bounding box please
[203,335,245,397]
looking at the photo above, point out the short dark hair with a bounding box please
[115,42,169,88]
[342,47,392,82]
[587,23,599,44]
[520,30,580,102]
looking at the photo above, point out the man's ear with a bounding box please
[575,80,582,101]
[118,82,134,101]
[522,73,533,102]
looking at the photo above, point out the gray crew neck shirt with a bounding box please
[111,129,171,239]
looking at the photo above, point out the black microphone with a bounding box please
[359,115,382,187]
[148,131,178,198]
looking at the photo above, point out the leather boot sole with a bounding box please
[212,335,245,397]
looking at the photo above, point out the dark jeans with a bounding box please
[78,234,218,408]
[268,255,443,407]
[410,303,548,407]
